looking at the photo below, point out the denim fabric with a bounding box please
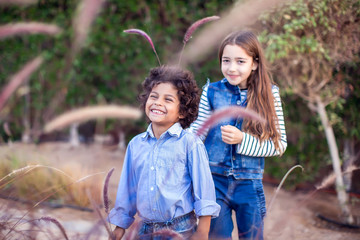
[138,211,197,240]
[204,79,264,179]
[209,174,266,240]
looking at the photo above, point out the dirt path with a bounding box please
[1,142,359,239]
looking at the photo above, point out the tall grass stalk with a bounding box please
[103,167,114,214]
[0,56,43,112]
[72,0,106,55]
[267,165,304,213]
[87,189,113,238]
[178,16,220,65]
[0,22,61,39]
[36,216,69,240]
[0,164,74,189]
[44,105,142,133]
[3,170,105,239]
[0,0,37,5]
[195,105,265,137]
[123,29,161,66]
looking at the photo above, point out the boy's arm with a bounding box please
[190,216,211,240]
[110,226,125,240]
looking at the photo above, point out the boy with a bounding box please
[108,66,220,240]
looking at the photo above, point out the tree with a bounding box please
[259,0,360,224]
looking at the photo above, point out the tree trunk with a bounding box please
[343,138,355,192]
[315,96,354,224]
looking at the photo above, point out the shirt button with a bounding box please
[232,156,236,160]
[151,166,154,170]
[150,187,154,191]
[153,208,156,212]
[237,100,241,105]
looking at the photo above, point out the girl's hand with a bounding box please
[220,125,243,145]
[109,226,125,240]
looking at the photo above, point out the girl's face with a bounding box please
[145,82,182,131]
[221,44,258,89]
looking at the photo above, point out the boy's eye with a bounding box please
[165,98,173,102]
[149,94,157,99]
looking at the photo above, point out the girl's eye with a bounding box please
[222,59,229,63]
[237,60,245,64]
[149,95,157,99]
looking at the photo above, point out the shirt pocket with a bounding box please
[156,154,187,189]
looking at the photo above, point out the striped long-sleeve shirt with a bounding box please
[190,82,287,157]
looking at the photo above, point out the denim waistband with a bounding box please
[141,211,196,233]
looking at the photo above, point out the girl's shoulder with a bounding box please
[271,84,280,94]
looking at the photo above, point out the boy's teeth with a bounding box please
[152,110,163,114]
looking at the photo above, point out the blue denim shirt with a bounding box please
[204,79,265,179]
[108,122,220,229]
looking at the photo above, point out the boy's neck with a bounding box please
[151,123,176,139]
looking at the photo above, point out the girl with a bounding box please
[190,30,287,239]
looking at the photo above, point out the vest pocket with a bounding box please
[241,155,261,169]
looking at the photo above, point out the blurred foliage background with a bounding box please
[0,0,359,190]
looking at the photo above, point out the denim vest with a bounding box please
[204,79,264,179]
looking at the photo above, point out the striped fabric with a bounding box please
[190,83,287,157]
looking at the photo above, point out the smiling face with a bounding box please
[221,44,258,89]
[145,82,182,136]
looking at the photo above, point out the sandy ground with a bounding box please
[1,142,359,239]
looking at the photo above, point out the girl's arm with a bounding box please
[189,81,211,140]
[236,86,287,157]
[190,216,211,240]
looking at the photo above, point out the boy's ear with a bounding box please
[179,114,185,119]
[252,61,258,71]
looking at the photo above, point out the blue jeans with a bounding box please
[138,211,197,240]
[209,174,266,240]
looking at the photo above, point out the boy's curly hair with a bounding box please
[138,65,200,129]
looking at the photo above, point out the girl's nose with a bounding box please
[229,62,236,71]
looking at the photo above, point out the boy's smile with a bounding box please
[145,83,182,137]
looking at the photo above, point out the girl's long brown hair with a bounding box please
[218,30,281,151]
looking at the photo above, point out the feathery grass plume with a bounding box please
[123,29,161,66]
[0,22,61,39]
[180,0,287,66]
[195,106,265,137]
[103,167,114,214]
[267,165,303,213]
[72,0,106,54]
[0,56,43,112]
[179,16,220,65]
[4,170,106,239]
[316,165,358,190]
[36,217,69,240]
[0,164,74,189]
[0,0,37,5]
[87,189,113,237]
[3,122,11,136]
[152,229,184,240]
[44,105,142,133]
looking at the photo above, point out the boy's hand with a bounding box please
[190,216,211,240]
[220,125,243,144]
[109,226,125,240]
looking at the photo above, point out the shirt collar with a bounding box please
[142,122,183,140]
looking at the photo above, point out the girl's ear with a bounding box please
[252,60,258,71]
